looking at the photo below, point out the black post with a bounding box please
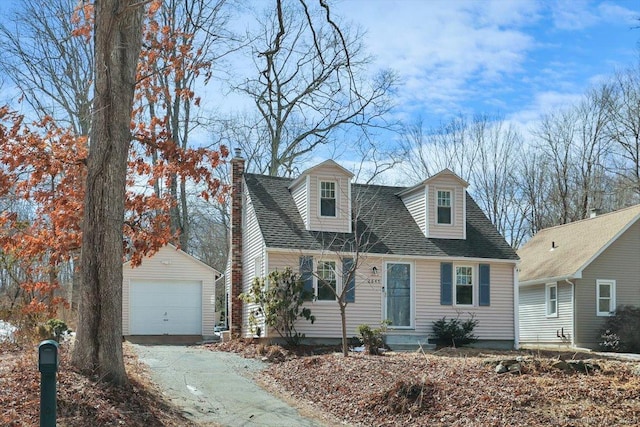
[38,340,59,427]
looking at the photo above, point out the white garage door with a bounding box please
[130,280,202,335]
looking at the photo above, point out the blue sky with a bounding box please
[0,0,638,164]
[330,0,639,130]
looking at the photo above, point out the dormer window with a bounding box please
[320,181,336,217]
[437,190,452,224]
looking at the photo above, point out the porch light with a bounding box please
[372,266,378,275]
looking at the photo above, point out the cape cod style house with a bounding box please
[226,151,519,348]
[518,204,640,350]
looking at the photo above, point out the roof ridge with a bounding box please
[537,204,640,233]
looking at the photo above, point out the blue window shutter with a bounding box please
[440,262,453,305]
[300,256,313,300]
[479,264,490,306]
[343,258,355,303]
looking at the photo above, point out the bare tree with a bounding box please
[72,0,145,385]
[0,0,93,135]
[225,0,398,176]
[307,182,390,356]
[136,0,233,251]
[533,109,579,224]
[400,115,477,183]
[573,85,614,216]
[606,66,640,197]
[469,115,526,247]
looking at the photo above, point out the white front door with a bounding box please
[385,263,412,328]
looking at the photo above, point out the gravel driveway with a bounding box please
[131,344,325,427]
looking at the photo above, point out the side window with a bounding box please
[596,280,616,316]
[320,181,336,217]
[546,283,557,317]
[317,261,337,300]
[437,190,452,224]
[455,265,473,305]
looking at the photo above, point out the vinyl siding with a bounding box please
[266,251,383,338]
[518,282,574,346]
[574,219,640,348]
[265,251,515,341]
[401,187,427,236]
[122,245,217,336]
[307,164,352,233]
[414,260,515,340]
[290,177,309,229]
[241,190,266,338]
[426,175,465,239]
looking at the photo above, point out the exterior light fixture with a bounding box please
[372,266,378,275]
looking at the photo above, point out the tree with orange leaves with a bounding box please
[0,111,85,320]
[0,0,229,384]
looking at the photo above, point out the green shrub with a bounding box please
[431,314,477,347]
[599,305,640,353]
[356,321,389,355]
[239,268,315,346]
[45,318,69,342]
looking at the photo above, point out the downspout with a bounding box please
[565,279,575,347]
[513,264,520,350]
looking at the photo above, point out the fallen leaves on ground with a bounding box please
[209,341,640,427]
[0,341,194,426]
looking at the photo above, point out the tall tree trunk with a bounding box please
[72,0,144,386]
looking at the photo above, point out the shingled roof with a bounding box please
[518,204,640,285]
[244,173,518,260]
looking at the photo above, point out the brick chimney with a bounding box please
[230,148,244,336]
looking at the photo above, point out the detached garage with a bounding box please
[122,244,221,340]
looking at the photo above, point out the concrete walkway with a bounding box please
[131,344,325,427]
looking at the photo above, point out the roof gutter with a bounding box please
[265,247,519,264]
[518,272,581,287]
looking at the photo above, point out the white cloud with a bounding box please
[507,90,583,133]
[334,0,537,119]
[550,0,600,30]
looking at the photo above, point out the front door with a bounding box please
[385,263,412,328]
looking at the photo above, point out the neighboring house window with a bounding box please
[455,265,473,305]
[546,283,558,317]
[437,190,452,224]
[596,280,616,316]
[320,181,336,217]
[317,261,337,300]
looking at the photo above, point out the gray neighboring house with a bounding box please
[226,155,519,348]
[518,204,640,350]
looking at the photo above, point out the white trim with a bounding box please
[519,273,581,287]
[253,256,261,280]
[318,180,338,218]
[383,261,414,329]
[123,243,221,275]
[287,159,354,189]
[462,190,467,240]
[545,282,558,318]
[395,168,469,196]
[424,186,430,237]
[435,188,454,226]
[596,279,616,317]
[453,264,475,307]
[348,177,352,233]
[566,279,575,346]
[574,215,640,278]
[265,247,519,264]
[266,247,520,264]
[305,175,311,229]
[513,265,519,349]
[316,259,339,302]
